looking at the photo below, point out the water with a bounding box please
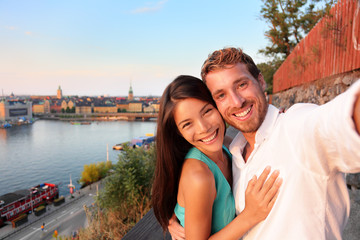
[0,120,157,197]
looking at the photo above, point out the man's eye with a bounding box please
[215,93,225,100]
[237,82,247,89]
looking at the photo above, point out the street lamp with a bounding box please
[30,190,33,214]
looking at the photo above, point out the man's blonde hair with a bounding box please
[201,47,261,83]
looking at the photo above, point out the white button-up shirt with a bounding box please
[230,80,360,240]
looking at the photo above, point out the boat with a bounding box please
[112,143,124,150]
[113,135,155,150]
[0,183,59,226]
[70,121,91,125]
[2,123,12,128]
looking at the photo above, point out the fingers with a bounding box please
[245,175,257,194]
[263,177,283,206]
[253,166,271,192]
[267,184,281,210]
[260,170,280,196]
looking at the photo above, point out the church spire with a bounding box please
[128,81,134,101]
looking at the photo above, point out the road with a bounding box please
[0,182,101,240]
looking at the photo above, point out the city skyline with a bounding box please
[0,0,270,96]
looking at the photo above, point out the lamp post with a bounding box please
[30,190,33,214]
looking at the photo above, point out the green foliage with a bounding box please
[96,144,155,210]
[259,0,336,60]
[80,161,113,187]
[257,57,283,94]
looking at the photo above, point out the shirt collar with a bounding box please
[229,104,280,155]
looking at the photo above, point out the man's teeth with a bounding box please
[202,131,217,143]
[234,107,251,117]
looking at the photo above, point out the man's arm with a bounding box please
[353,93,360,134]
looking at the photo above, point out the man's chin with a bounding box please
[229,120,261,134]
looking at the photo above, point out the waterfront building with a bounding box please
[61,99,75,111]
[128,101,143,113]
[116,103,129,112]
[143,105,155,113]
[57,86,62,99]
[93,104,117,113]
[75,102,92,114]
[0,100,32,122]
[32,101,46,114]
[151,102,160,113]
[44,100,51,114]
[50,100,62,113]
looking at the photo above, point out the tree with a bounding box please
[80,163,100,188]
[97,144,155,210]
[258,0,336,93]
[259,0,336,60]
[257,57,284,93]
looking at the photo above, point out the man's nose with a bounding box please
[229,90,245,108]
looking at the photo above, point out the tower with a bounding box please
[128,82,134,101]
[57,86,62,99]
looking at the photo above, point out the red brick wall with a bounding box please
[273,0,360,93]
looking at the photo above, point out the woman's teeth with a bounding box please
[201,130,217,143]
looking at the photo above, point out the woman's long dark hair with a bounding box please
[152,75,217,231]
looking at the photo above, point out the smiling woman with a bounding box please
[151,75,282,240]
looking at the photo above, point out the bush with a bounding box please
[79,144,156,239]
[79,161,113,187]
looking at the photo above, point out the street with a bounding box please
[0,182,101,240]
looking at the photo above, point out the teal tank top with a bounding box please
[174,146,235,234]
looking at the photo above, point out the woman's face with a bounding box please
[173,98,225,156]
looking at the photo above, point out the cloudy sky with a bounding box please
[0,0,270,97]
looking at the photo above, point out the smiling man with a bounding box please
[200,47,360,240]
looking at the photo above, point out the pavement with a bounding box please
[0,181,101,240]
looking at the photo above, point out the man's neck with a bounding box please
[242,132,256,163]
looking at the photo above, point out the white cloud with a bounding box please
[25,31,33,36]
[131,0,168,14]
[5,26,16,30]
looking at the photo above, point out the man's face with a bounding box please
[205,63,268,134]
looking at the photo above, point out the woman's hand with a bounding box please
[168,213,185,240]
[242,166,282,224]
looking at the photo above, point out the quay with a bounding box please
[37,112,158,121]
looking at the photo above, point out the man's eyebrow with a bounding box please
[211,78,246,96]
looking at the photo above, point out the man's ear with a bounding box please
[258,73,266,92]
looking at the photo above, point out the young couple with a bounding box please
[152,47,360,240]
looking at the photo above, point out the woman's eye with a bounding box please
[182,122,190,129]
[204,108,212,115]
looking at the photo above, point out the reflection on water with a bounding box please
[0,120,156,196]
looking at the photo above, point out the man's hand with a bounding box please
[168,213,185,240]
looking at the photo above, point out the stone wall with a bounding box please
[271,69,360,109]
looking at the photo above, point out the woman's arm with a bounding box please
[168,166,282,240]
[208,167,281,240]
[181,159,216,239]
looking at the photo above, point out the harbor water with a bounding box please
[0,120,157,197]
